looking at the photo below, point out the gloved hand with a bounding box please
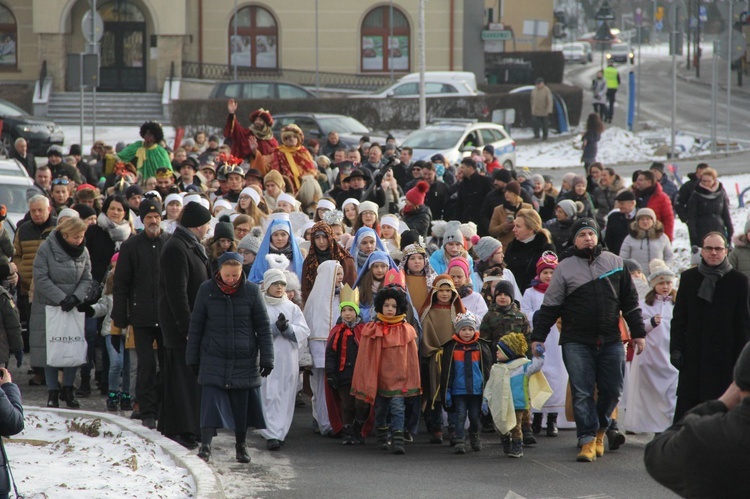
[60,295,79,312]
[260,366,273,377]
[670,350,684,370]
[481,398,489,416]
[77,304,95,317]
[14,350,23,369]
[275,313,289,332]
[189,364,200,377]
[327,376,338,392]
[110,335,121,354]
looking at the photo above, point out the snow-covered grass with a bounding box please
[6,412,196,498]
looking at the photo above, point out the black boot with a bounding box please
[453,438,466,454]
[531,412,543,434]
[376,427,390,451]
[546,413,559,437]
[61,386,80,408]
[47,390,59,408]
[606,419,626,450]
[391,430,405,455]
[341,425,355,445]
[522,428,537,446]
[235,443,250,463]
[197,444,211,462]
[469,432,482,452]
[352,419,365,444]
[76,376,91,397]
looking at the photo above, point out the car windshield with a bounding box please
[316,116,370,135]
[0,184,42,213]
[0,101,26,117]
[611,45,630,53]
[401,129,464,149]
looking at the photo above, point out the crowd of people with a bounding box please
[0,102,748,479]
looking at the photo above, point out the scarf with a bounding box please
[176,225,208,262]
[263,291,288,306]
[55,230,85,259]
[269,242,294,262]
[357,250,369,270]
[97,212,131,250]
[697,258,731,303]
[134,141,158,169]
[533,281,549,293]
[215,273,241,295]
[330,319,363,371]
[376,313,407,325]
[315,247,331,264]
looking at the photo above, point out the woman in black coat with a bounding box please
[503,209,556,293]
[686,168,733,247]
[0,367,24,496]
[187,252,274,464]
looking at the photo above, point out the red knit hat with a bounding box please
[405,181,429,206]
[535,251,558,275]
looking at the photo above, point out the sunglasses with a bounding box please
[52,178,70,186]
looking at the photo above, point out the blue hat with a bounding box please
[218,252,242,266]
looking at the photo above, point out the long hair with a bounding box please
[236,196,266,225]
[586,112,604,135]
[645,287,676,306]
[104,264,116,295]
[357,268,382,306]
[516,208,552,244]
[352,213,381,236]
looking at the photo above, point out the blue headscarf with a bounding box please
[353,251,398,289]
[248,218,304,284]
[350,227,388,274]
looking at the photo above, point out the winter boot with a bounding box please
[546,413,559,437]
[531,412,543,435]
[353,419,366,444]
[75,376,91,397]
[595,430,606,457]
[522,428,537,446]
[508,439,524,458]
[469,432,482,452]
[197,444,211,462]
[453,438,466,454]
[501,434,511,455]
[120,393,133,411]
[606,419,626,451]
[577,441,597,462]
[106,391,120,411]
[429,430,443,444]
[235,443,251,463]
[341,425,355,445]
[47,390,59,408]
[448,429,457,446]
[390,430,405,455]
[376,427,390,451]
[61,386,80,408]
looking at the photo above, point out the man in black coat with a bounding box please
[157,201,212,448]
[670,231,750,422]
[9,138,35,178]
[644,342,750,498]
[457,158,493,226]
[420,162,449,221]
[603,190,636,254]
[674,162,709,223]
[113,199,169,429]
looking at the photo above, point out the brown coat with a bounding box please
[530,85,554,117]
[12,217,56,296]
[488,202,533,249]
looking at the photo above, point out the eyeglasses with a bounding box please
[52,178,70,186]
[702,246,727,253]
[235,227,250,236]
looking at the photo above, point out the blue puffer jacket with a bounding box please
[186,275,274,390]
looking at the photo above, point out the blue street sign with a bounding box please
[699,6,708,22]
[655,20,664,31]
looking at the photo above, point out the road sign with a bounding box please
[700,6,708,22]
[655,21,664,31]
[656,7,664,22]
[481,30,512,41]
[82,10,104,44]
[668,0,687,27]
[716,29,747,61]
[635,8,643,25]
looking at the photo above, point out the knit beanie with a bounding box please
[623,258,643,274]
[442,221,464,247]
[570,217,599,240]
[556,199,577,218]
[218,251,242,266]
[400,230,421,251]
[73,203,96,220]
[572,175,587,187]
[263,268,287,291]
[405,181,429,206]
[448,257,470,278]
[561,172,576,187]
[358,201,379,216]
[474,236,502,262]
[734,342,750,391]
[381,214,400,230]
[139,198,162,222]
[459,222,477,241]
[493,280,515,301]
[505,181,521,196]
[125,184,144,199]
[57,208,80,221]
[180,201,211,228]
[240,187,261,206]
[636,207,657,221]
[492,169,513,183]
[264,169,285,189]
[530,174,544,185]
[453,311,478,333]
[238,227,263,254]
[213,222,235,242]
[535,251,558,275]
[497,332,528,359]
[648,259,675,288]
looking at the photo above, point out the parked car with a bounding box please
[606,43,635,64]
[0,159,44,239]
[562,42,593,64]
[272,113,386,148]
[209,80,317,99]
[0,99,64,158]
[400,120,516,170]
[351,71,480,99]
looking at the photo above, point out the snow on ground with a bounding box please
[6,411,196,498]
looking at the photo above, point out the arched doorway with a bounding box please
[98,0,147,92]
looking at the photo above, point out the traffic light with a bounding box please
[655,6,664,22]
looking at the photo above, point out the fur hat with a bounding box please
[474,236,502,262]
[493,280,515,300]
[442,221,464,247]
[405,181,429,206]
[374,285,408,316]
[648,259,675,288]
[264,169,285,188]
[180,202,211,228]
[453,311,478,333]
[266,253,291,271]
[213,222,235,242]
[556,199,577,218]
[459,222,477,241]
[238,227,263,255]
[497,332,528,359]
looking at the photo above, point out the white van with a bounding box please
[352,71,480,98]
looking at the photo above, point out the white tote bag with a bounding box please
[45,306,87,367]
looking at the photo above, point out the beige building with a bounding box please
[483,0,555,52]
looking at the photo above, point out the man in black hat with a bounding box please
[68,144,97,185]
[46,145,82,184]
[125,184,145,230]
[157,201,211,448]
[532,218,646,462]
[177,157,202,193]
[244,168,264,189]
[457,158,494,226]
[604,190,637,254]
[644,342,750,498]
[649,162,678,202]
[335,168,367,207]
[113,198,169,426]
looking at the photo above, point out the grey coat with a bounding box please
[29,230,92,367]
[728,234,750,278]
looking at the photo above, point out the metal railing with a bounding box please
[38,60,47,99]
[181,61,394,91]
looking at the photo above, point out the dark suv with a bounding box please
[209,81,316,99]
[0,99,64,157]
[271,113,384,148]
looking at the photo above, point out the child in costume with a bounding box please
[521,251,567,437]
[353,251,398,323]
[420,274,466,444]
[380,214,402,260]
[483,332,545,458]
[397,237,437,317]
[248,212,304,284]
[325,284,368,444]
[349,226,388,274]
[303,261,345,437]
[429,221,471,276]
[351,270,421,455]
[259,269,311,450]
[448,256,488,321]
[440,312,492,454]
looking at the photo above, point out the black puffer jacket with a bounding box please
[687,183,733,246]
[403,204,432,238]
[0,383,24,445]
[545,216,577,254]
[503,231,556,292]
[186,274,273,389]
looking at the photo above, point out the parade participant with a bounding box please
[472,236,522,308]
[351,201,381,235]
[301,221,356,303]
[224,101,278,170]
[448,257,487,321]
[248,213,304,284]
[187,252,273,463]
[117,121,171,180]
[215,154,245,205]
[353,251,398,323]
[314,198,336,222]
[269,124,317,193]
[176,157,202,193]
[263,170,286,212]
[397,238,436,317]
[430,221,470,275]
[259,269,310,450]
[322,210,346,243]
[154,167,179,199]
[379,215,402,258]
[349,226,387,274]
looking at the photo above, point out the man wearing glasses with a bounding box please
[670,231,750,422]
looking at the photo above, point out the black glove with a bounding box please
[189,364,200,377]
[77,304,95,317]
[327,376,338,392]
[260,366,273,377]
[60,295,79,312]
[275,313,289,332]
[110,335,121,354]
[670,350,684,370]
[14,350,23,369]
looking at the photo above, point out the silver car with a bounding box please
[0,159,44,239]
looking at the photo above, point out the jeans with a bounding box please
[133,326,163,419]
[562,341,624,444]
[105,335,131,394]
[45,366,77,390]
[532,116,549,139]
[374,396,405,432]
[452,395,482,439]
[81,316,98,379]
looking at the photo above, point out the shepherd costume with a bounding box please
[301,221,357,303]
[269,124,318,193]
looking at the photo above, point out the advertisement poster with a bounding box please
[387,36,409,71]
[0,33,16,66]
[255,35,277,68]
[230,35,252,67]
[362,35,383,70]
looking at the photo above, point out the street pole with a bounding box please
[315,0,319,92]
[726,0,733,151]
[711,40,718,153]
[90,0,97,144]
[418,0,426,128]
[389,0,394,82]
[79,53,84,147]
[233,0,237,80]
[652,0,657,45]
[637,35,642,129]
[696,2,701,78]
[671,8,678,159]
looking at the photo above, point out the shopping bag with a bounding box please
[45,306,87,367]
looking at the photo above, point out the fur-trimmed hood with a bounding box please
[598,174,625,193]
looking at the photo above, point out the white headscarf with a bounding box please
[303,260,342,340]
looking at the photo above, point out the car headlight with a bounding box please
[606,54,612,59]
[17,124,51,134]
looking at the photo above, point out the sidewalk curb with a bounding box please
[25,406,225,499]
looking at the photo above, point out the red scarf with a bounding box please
[533,281,549,293]
[329,323,362,371]
[215,273,241,295]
